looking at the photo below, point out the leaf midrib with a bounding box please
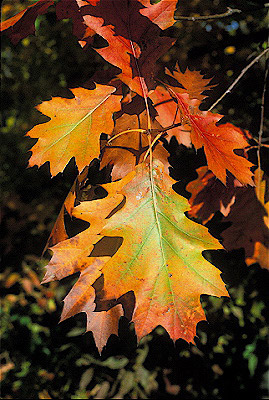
[40,93,112,155]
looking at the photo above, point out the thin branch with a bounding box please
[257,55,269,191]
[106,128,146,145]
[174,7,241,22]
[208,48,269,111]
[154,98,174,107]
[156,122,182,133]
[246,144,269,151]
[258,61,269,158]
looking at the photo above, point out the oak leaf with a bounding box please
[79,0,175,95]
[53,161,228,345]
[165,65,215,101]
[150,85,192,147]
[42,173,134,350]
[139,0,178,30]
[42,178,128,284]
[27,85,121,176]
[56,0,95,45]
[168,91,253,185]
[151,66,253,185]
[221,169,269,269]
[186,166,239,224]
[150,67,214,145]
[100,112,169,180]
[100,161,228,341]
[1,0,54,44]
[60,257,123,352]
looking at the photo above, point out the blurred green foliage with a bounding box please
[1,0,268,398]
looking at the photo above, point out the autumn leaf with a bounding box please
[1,0,54,44]
[42,172,134,350]
[42,176,129,284]
[150,85,192,147]
[165,65,215,101]
[100,112,169,180]
[60,257,123,352]
[151,87,254,186]
[60,161,227,344]
[185,167,269,269]
[150,65,253,185]
[45,167,89,250]
[56,0,95,45]
[27,85,121,176]
[186,166,240,224]
[221,169,269,270]
[78,0,175,95]
[168,90,253,185]
[43,161,227,347]
[150,67,215,144]
[139,0,178,30]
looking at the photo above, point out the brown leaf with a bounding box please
[100,112,169,180]
[56,0,95,45]
[1,0,54,44]
[165,65,215,101]
[186,166,238,224]
[221,170,269,269]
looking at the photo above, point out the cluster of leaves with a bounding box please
[1,1,269,399]
[1,0,268,354]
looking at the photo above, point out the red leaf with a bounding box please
[78,0,175,95]
[150,67,215,145]
[168,90,253,185]
[150,85,192,146]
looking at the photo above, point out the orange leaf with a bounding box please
[100,112,169,180]
[151,67,253,185]
[139,0,178,29]
[1,0,54,44]
[165,65,215,101]
[42,183,127,284]
[27,85,121,176]
[59,257,123,352]
[150,67,214,144]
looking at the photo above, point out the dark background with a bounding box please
[1,0,268,398]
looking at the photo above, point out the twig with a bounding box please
[175,7,241,21]
[151,122,182,134]
[208,48,269,111]
[257,54,269,191]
